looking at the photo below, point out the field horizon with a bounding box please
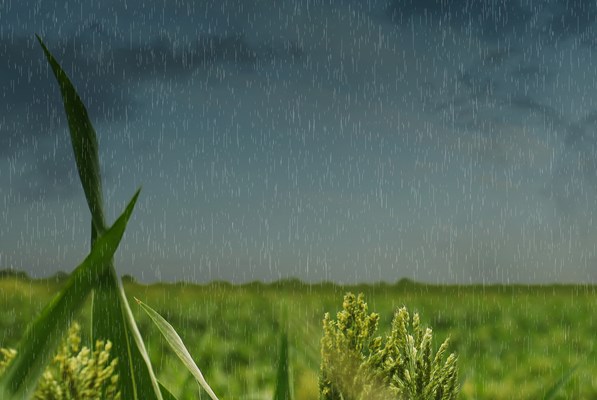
[2,267,596,290]
[2,271,596,399]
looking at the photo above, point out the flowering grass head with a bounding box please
[1,323,121,400]
[320,293,459,400]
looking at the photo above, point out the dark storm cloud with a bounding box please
[13,151,79,202]
[0,37,60,154]
[0,33,136,200]
[386,0,597,46]
[0,33,138,128]
[566,112,597,150]
[112,33,260,78]
[425,46,523,131]
[507,95,563,126]
[511,63,551,82]
[401,0,597,231]
[506,96,597,218]
[1,22,301,202]
[4,0,597,284]
[506,94,597,168]
[561,114,597,201]
[541,0,597,43]
[386,0,533,40]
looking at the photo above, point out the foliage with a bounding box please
[1,323,120,400]
[0,270,30,280]
[274,332,294,400]
[0,35,164,400]
[1,278,593,399]
[319,293,459,400]
[135,298,219,399]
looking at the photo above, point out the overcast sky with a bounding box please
[2,0,597,284]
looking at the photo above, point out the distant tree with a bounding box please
[0,269,30,280]
[47,271,70,283]
[396,277,416,287]
[121,274,137,284]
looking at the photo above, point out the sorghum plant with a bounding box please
[320,293,459,400]
[0,323,120,400]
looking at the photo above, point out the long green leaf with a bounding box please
[542,364,579,400]
[37,35,164,400]
[36,34,107,235]
[0,190,139,400]
[135,298,220,400]
[273,331,293,400]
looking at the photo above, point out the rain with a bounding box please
[1,1,596,399]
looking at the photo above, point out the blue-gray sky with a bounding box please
[2,0,597,284]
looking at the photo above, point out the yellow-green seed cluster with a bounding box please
[0,323,121,400]
[320,293,459,400]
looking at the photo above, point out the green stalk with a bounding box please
[273,331,294,400]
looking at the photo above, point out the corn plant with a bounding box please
[0,35,195,400]
[319,293,459,400]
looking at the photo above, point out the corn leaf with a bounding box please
[273,331,293,400]
[36,34,106,235]
[36,35,163,400]
[0,190,139,400]
[135,298,220,400]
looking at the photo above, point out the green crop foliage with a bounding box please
[1,277,593,399]
[135,298,219,399]
[274,332,294,400]
[320,293,459,400]
[0,36,165,400]
[1,323,120,400]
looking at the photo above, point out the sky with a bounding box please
[2,0,597,284]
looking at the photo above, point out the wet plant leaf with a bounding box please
[273,331,293,400]
[0,191,139,399]
[135,298,220,400]
[36,35,163,400]
[36,34,106,236]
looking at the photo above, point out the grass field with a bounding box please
[1,276,595,399]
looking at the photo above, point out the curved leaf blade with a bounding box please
[0,190,139,400]
[37,34,164,400]
[36,34,106,234]
[274,331,293,400]
[135,298,220,400]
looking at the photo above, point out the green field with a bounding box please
[1,276,595,399]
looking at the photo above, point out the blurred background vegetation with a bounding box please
[0,273,595,399]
